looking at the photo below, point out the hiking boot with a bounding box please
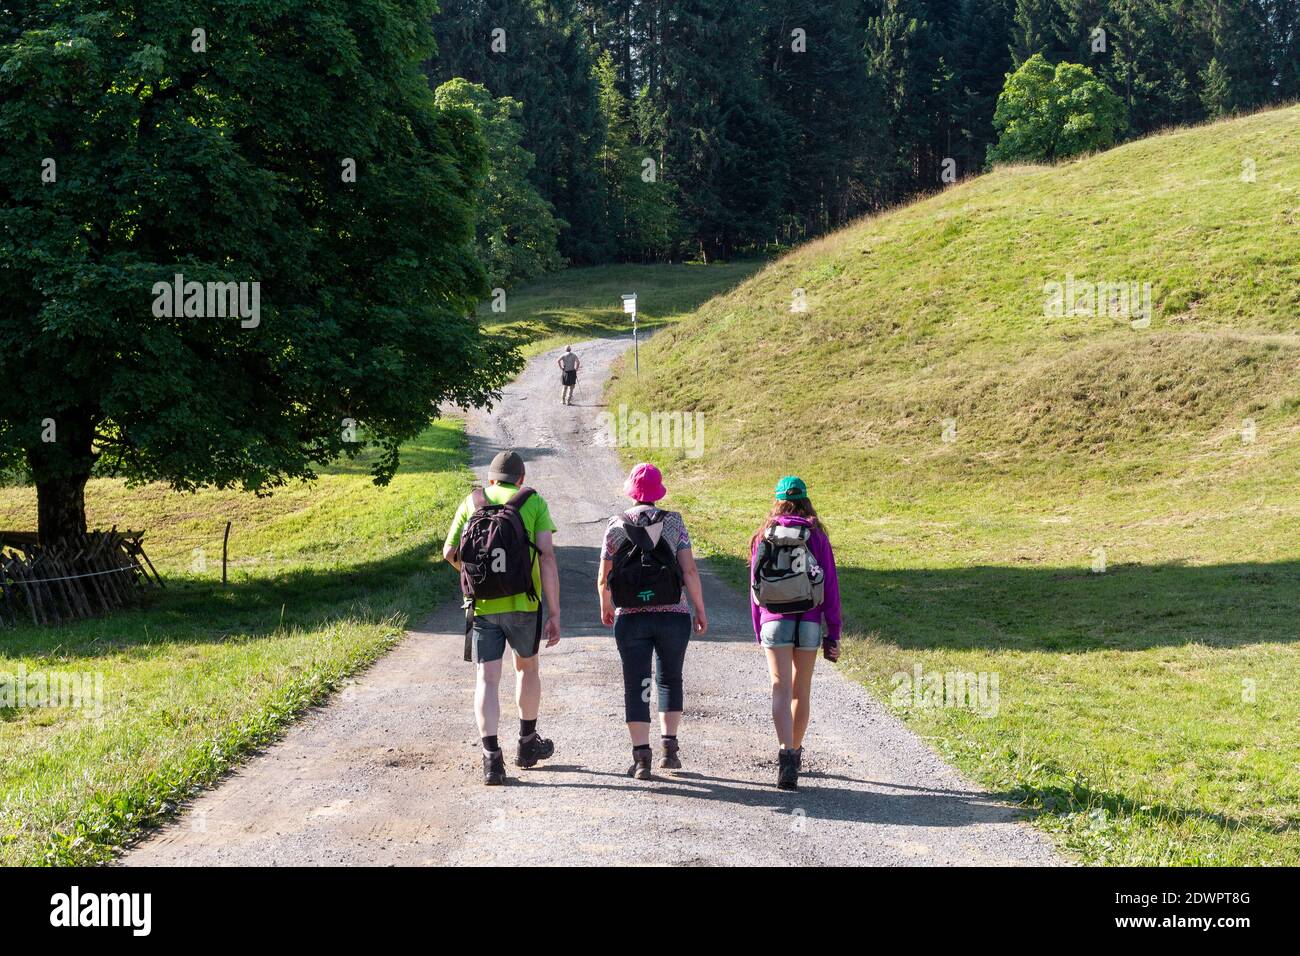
[629,749,653,780]
[515,733,555,768]
[483,749,507,786]
[777,748,800,791]
[658,738,681,770]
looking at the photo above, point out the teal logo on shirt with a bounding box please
[637,589,655,602]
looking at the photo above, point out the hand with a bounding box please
[543,615,561,647]
[601,605,615,628]
[693,609,708,635]
[824,640,841,663]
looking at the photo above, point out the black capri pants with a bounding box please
[613,611,692,723]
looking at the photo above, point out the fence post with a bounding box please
[222,521,232,587]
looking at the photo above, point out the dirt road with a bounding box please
[126,338,1060,866]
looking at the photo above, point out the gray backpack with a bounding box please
[752,523,825,613]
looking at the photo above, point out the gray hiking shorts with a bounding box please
[472,610,542,663]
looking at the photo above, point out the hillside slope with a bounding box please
[611,106,1300,865]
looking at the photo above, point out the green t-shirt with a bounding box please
[445,482,557,615]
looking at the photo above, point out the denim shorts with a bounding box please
[759,618,823,650]
[472,610,541,663]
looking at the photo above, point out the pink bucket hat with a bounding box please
[623,462,666,503]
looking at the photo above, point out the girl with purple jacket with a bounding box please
[749,476,842,791]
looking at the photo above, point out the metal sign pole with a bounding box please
[623,293,639,377]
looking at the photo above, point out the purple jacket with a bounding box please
[749,516,842,644]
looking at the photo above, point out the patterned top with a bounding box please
[601,506,693,616]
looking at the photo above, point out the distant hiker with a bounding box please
[557,345,581,405]
[597,462,708,779]
[444,449,561,785]
[750,476,841,791]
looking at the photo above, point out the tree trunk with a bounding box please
[36,473,90,545]
[28,410,97,544]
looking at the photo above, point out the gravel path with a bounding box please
[126,338,1061,866]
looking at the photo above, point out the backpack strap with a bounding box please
[620,521,656,554]
[471,487,489,511]
[620,508,668,554]
[509,487,541,560]
[463,598,475,663]
[530,605,543,656]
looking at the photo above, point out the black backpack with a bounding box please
[608,508,683,608]
[458,487,537,602]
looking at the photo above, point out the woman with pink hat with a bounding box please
[597,462,709,779]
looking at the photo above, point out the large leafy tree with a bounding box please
[987,53,1127,163]
[0,0,518,543]
[434,78,564,287]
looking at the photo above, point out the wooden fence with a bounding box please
[0,529,163,627]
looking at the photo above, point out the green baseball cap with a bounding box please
[774,475,808,501]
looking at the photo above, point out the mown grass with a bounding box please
[605,106,1300,865]
[483,261,763,356]
[0,421,471,865]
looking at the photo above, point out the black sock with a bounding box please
[520,718,537,738]
[482,735,499,752]
[661,735,677,741]
[633,744,652,755]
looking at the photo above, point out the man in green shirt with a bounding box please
[443,450,561,785]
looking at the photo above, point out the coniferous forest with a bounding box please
[425,1,1298,270]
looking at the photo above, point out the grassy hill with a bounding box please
[609,106,1300,864]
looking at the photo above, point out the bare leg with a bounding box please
[765,646,795,749]
[659,710,682,736]
[513,650,540,722]
[791,648,818,749]
[475,660,503,740]
[627,721,651,746]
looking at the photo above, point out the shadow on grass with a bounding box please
[0,539,460,660]
[700,551,1300,651]
[1010,780,1300,837]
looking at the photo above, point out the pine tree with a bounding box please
[1198,0,1273,114]
[1010,0,1069,64]
[866,0,946,195]
[594,51,679,259]
[1104,0,1198,133]
[761,0,888,236]
[429,0,610,262]
[950,0,1018,177]
[655,1,788,260]
[1272,0,1300,100]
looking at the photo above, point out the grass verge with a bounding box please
[0,420,471,865]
